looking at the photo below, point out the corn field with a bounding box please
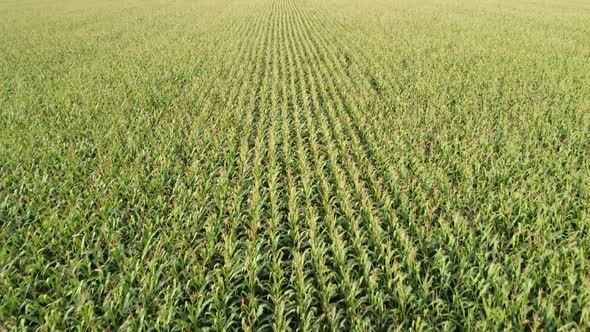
[1,0,590,330]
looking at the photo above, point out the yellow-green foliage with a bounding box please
[1,0,590,330]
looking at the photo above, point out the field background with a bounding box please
[1,0,590,330]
